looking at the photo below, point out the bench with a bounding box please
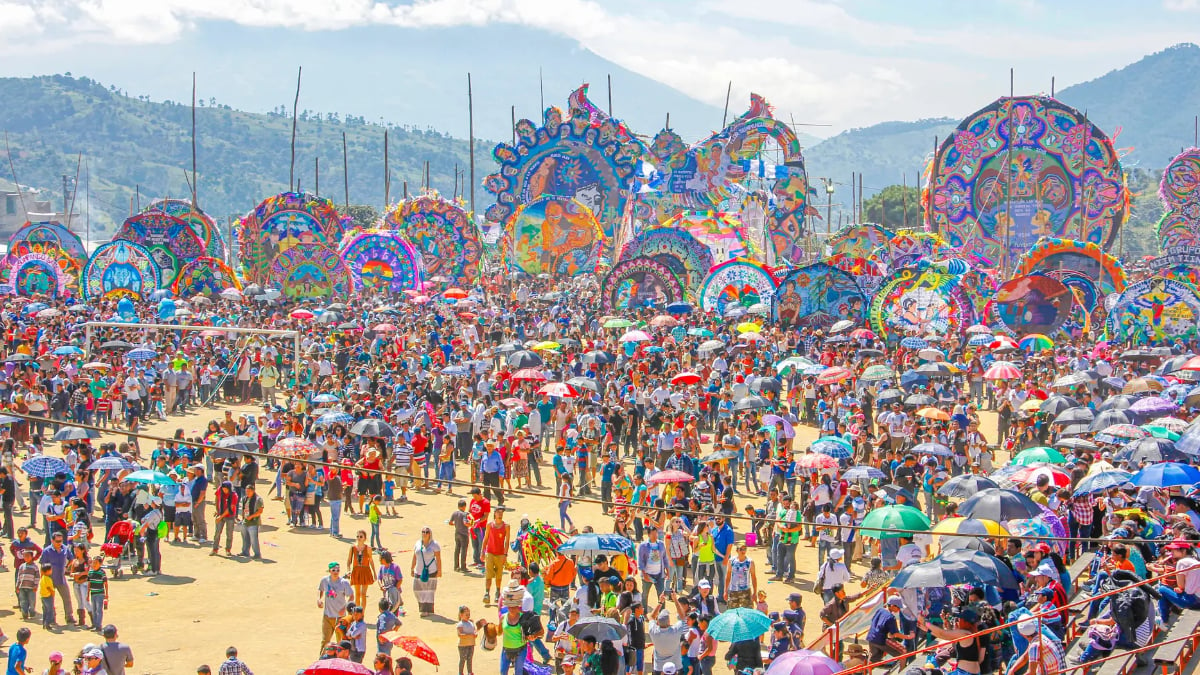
[1152,609,1200,675]
[1069,552,1096,589]
[1093,649,1138,675]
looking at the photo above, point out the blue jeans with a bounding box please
[500,644,527,675]
[89,593,104,629]
[818,540,832,566]
[240,523,261,558]
[777,542,797,579]
[437,461,455,490]
[642,572,666,605]
[559,502,573,531]
[370,521,381,549]
[1157,585,1200,621]
[328,500,342,537]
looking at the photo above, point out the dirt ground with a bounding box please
[7,404,1003,674]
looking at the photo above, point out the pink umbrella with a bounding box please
[619,330,651,342]
[671,372,701,385]
[645,469,695,485]
[815,366,853,385]
[765,649,843,675]
[537,382,580,398]
[303,658,373,675]
[794,453,839,469]
[290,309,315,320]
[372,323,397,332]
[984,363,1021,380]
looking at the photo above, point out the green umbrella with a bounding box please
[1012,446,1066,466]
[687,328,714,337]
[859,504,931,539]
[860,364,896,381]
[1143,425,1182,441]
[705,607,772,642]
[603,318,635,329]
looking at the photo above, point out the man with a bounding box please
[9,527,41,563]
[723,543,757,609]
[258,361,280,407]
[238,485,264,560]
[468,488,491,567]
[40,531,74,622]
[189,465,210,543]
[499,586,530,675]
[480,441,506,505]
[38,488,68,543]
[218,646,253,675]
[449,499,471,572]
[647,598,689,675]
[0,467,13,539]
[482,508,511,605]
[865,595,913,664]
[772,494,802,582]
[211,481,239,556]
[101,624,135,675]
[637,525,667,604]
[819,583,864,658]
[317,562,354,648]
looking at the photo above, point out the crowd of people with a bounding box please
[0,271,1196,675]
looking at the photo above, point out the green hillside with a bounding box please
[0,74,497,237]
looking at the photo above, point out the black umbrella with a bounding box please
[875,389,904,406]
[876,483,917,505]
[748,376,782,394]
[1055,437,1099,452]
[495,342,523,355]
[1119,349,1160,362]
[939,549,1019,588]
[941,537,997,555]
[242,283,264,296]
[582,350,616,365]
[937,474,1000,498]
[350,419,396,438]
[336,322,361,331]
[1186,389,1200,409]
[914,363,954,378]
[1052,407,1094,425]
[1096,394,1136,413]
[3,354,33,363]
[904,394,937,407]
[1114,437,1182,465]
[1159,355,1195,375]
[858,349,885,358]
[892,551,1015,589]
[1039,394,1080,416]
[52,427,100,442]
[216,435,259,452]
[957,488,1043,521]
[733,395,772,411]
[507,350,544,368]
[1057,423,1093,437]
[1089,408,1132,432]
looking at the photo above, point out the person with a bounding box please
[345,605,368,663]
[101,624,135,675]
[39,532,73,623]
[648,598,688,675]
[136,495,164,575]
[865,595,913,664]
[456,605,476,675]
[1008,620,1065,675]
[375,597,401,657]
[411,527,442,616]
[7,627,29,675]
[483,508,511,605]
[723,637,762,673]
[722,543,756,609]
[86,556,108,631]
[218,647,253,675]
[1156,540,1200,625]
[816,548,852,604]
[38,563,55,629]
[499,589,530,675]
[318,562,354,649]
[211,481,239,556]
[14,549,37,620]
[449,499,471,572]
[238,484,264,560]
[917,607,983,675]
[43,650,64,675]
[347,531,376,609]
[377,550,405,616]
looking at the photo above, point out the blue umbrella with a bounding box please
[311,394,340,404]
[558,533,634,556]
[843,465,886,481]
[53,346,83,356]
[0,415,21,425]
[811,437,852,459]
[967,334,993,346]
[316,412,355,427]
[900,370,930,388]
[901,337,928,349]
[88,456,139,472]
[1176,426,1200,456]
[706,607,772,642]
[21,456,68,479]
[122,470,177,486]
[1073,471,1133,496]
[23,302,48,314]
[126,348,156,361]
[1131,462,1200,488]
[441,365,471,376]
[666,302,693,314]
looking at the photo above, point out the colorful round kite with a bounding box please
[1157,207,1200,250]
[269,243,350,301]
[239,192,348,284]
[927,96,1126,264]
[485,91,644,241]
[6,221,87,289]
[339,230,425,293]
[144,198,227,259]
[113,212,207,287]
[1014,237,1126,294]
[618,227,714,297]
[1147,247,1200,289]
[1160,147,1200,209]
[4,252,69,298]
[828,223,892,263]
[984,274,1075,337]
[600,256,685,312]
[869,265,975,338]
[387,194,481,285]
[774,262,867,329]
[699,258,779,315]
[172,257,241,297]
[651,212,759,265]
[1107,277,1200,344]
[879,230,951,270]
[81,240,161,302]
[504,195,604,277]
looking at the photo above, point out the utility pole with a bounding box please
[821,178,834,236]
[62,174,73,220]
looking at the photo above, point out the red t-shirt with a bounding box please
[469,497,490,531]
[483,521,509,556]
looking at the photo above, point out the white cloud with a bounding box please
[1164,0,1200,9]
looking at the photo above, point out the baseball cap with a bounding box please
[787,592,802,603]
[697,580,711,589]
[328,562,340,570]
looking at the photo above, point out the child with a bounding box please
[95,394,112,428]
[375,597,401,657]
[382,478,398,517]
[38,563,55,629]
[345,605,368,663]
[377,551,406,616]
[437,441,456,495]
[7,627,29,675]
[15,549,38,620]
[86,557,108,631]
[755,590,769,615]
[456,605,476,675]
[368,496,383,549]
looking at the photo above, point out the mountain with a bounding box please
[802,43,1200,206]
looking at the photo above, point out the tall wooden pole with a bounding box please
[722,81,732,128]
[1078,111,1092,242]
[468,73,476,215]
[859,173,864,223]
[314,156,320,198]
[538,68,544,113]
[191,72,199,208]
[289,67,302,192]
[665,113,670,129]
[1051,76,1055,98]
[5,132,27,217]
[342,132,349,210]
[902,174,909,229]
[66,152,81,231]
[607,74,613,116]
[1004,96,1015,274]
[84,158,90,246]
[511,106,516,146]
[403,181,408,201]
[930,135,940,234]
[851,172,856,223]
[383,129,390,208]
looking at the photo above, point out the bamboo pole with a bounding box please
[289,67,302,192]
[191,72,199,208]
[342,132,349,210]
[468,73,476,216]
[383,129,390,208]
[721,81,732,127]
[4,132,27,217]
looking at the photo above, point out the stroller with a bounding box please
[99,521,137,578]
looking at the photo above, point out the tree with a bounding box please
[863,184,923,229]
[345,204,380,230]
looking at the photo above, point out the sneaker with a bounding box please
[483,593,490,604]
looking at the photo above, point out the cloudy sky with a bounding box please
[3,0,1200,136]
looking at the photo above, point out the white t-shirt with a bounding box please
[897,543,924,566]
[573,586,593,618]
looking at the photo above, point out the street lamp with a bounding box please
[821,178,835,235]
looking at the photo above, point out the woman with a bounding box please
[666,517,691,593]
[306,463,326,529]
[558,473,575,532]
[692,520,717,589]
[348,530,376,608]
[410,527,442,616]
[372,653,393,675]
[67,543,90,627]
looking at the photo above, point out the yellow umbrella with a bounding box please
[1019,399,1044,412]
[931,517,1009,537]
[736,321,761,334]
[531,341,561,352]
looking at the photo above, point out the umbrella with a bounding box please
[619,330,651,342]
[568,616,628,642]
[52,345,83,356]
[911,442,952,457]
[687,327,714,338]
[749,376,783,395]
[915,362,954,378]
[990,335,1019,351]
[857,348,885,358]
[1010,465,1071,489]
[916,407,949,421]
[1051,372,1091,388]
[269,437,322,458]
[316,412,355,427]
[538,382,580,398]
[645,470,694,485]
[602,318,635,329]
[1097,394,1136,412]
[441,365,471,377]
[891,556,994,589]
[932,517,1008,537]
[1116,436,1181,465]
[531,341,561,352]
[126,348,156,361]
[1130,396,1178,418]
[1012,446,1066,465]
[859,504,930,539]
[582,350,616,364]
[904,394,936,407]
[567,377,598,392]
[289,309,315,320]
[958,488,1043,521]
[1177,426,1200,456]
[816,366,854,385]
[764,650,844,675]
[859,365,895,381]
[851,328,876,340]
[1130,462,1200,488]
[559,534,634,556]
[52,427,100,442]
[1052,407,1093,425]
[81,362,111,371]
[302,658,373,675]
[508,351,544,368]
[968,334,994,346]
[875,388,904,405]
[795,453,840,469]
[1150,417,1189,432]
[1124,377,1165,394]
[843,465,886,481]
[21,455,69,479]
[760,414,794,438]
[88,455,139,472]
[1055,437,1099,452]
[706,606,772,642]
[733,395,772,411]
[939,549,1020,588]
[983,363,1021,380]
[350,419,396,438]
[671,372,702,385]
[937,474,999,497]
[900,337,928,349]
[511,368,548,382]
[215,435,258,452]
[1073,471,1133,496]
[811,437,853,459]
[666,302,693,314]
[122,469,176,486]
[698,340,725,352]
[1095,424,1147,444]
[829,319,855,334]
[1039,394,1080,416]
[699,450,739,464]
[1020,334,1054,352]
[379,633,439,666]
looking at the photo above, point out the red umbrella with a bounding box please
[538,382,580,398]
[795,453,839,469]
[850,328,876,340]
[1010,465,1071,489]
[303,658,372,675]
[1182,355,1200,371]
[381,632,440,666]
[511,368,547,382]
[671,372,701,385]
[645,469,695,485]
[499,397,527,409]
[290,309,315,320]
[269,437,321,459]
[815,366,854,386]
[444,288,468,299]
